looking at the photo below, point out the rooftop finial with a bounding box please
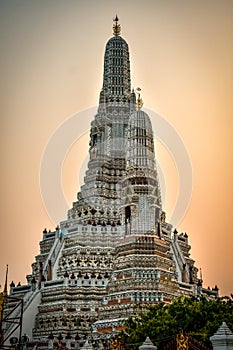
[4,264,8,295]
[113,15,121,36]
[200,267,203,281]
[136,87,143,110]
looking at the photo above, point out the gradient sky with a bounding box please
[0,0,233,296]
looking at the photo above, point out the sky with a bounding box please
[0,0,233,296]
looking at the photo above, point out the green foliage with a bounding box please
[121,296,233,350]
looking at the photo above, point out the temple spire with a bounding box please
[102,18,131,100]
[113,15,121,36]
[4,264,8,295]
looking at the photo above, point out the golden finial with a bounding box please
[113,15,121,36]
[136,87,143,110]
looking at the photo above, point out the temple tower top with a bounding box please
[101,17,131,102]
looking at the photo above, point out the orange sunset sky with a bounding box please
[1,0,233,296]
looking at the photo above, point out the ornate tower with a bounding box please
[67,16,136,227]
[4,17,218,349]
[123,108,162,235]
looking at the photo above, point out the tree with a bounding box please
[121,296,233,349]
